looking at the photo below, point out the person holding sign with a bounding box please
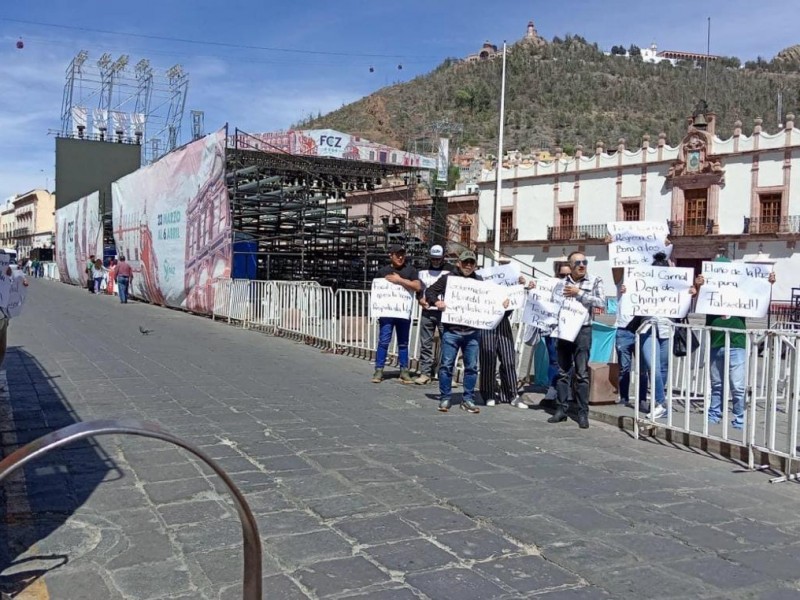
[694,255,776,429]
[0,255,29,378]
[550,252,606,429]
[414,245,454,385]
[425,250,493,414]
[371,244,422,384]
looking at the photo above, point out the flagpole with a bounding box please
[492,41,507,266]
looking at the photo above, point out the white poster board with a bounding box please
[608,221,672,267]
[441,277,506,330]
[370,278,414,319]
[625,266,694,318]
[695,261,773,318]
[0,254,13,312]
[522,290,560,330]
[419,268,450,311]
[553,299,589,342]
[476,263,521,287]
[505,284,526,311]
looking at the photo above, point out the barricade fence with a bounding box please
[634,320,799,481]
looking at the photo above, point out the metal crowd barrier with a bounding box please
[633,320,799,482]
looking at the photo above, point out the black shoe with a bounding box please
[578,414,590,429]
[547,409,567,423]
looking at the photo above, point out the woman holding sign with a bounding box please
[371,244,422,384]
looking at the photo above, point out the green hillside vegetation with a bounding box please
[301,35,800,155]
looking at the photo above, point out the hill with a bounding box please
[301,35,800,155]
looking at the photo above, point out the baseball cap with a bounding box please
[429,245,444,258]
[388,244,405,254]
[459,250,477,262]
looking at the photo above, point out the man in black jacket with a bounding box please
[425,250,484,414]
[415,244,455,385]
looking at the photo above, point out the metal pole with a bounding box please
[0,420,263,600]
[704,17,711,102]
[492,41,507,266]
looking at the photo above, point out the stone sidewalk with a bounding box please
[1,280,799,599]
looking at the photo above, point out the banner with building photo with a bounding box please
[437,137,449,182]
[55,191,103,287]
[112,127,230,312]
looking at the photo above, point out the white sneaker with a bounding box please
[485,399,496,406]
[652,405,667,419]
[510,398,529,409]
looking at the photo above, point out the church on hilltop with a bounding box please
[464,20,546,63]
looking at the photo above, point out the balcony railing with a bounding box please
[668,219,714,237]
[486,228,518,243]
[743,216,800,235]
[11,227,30,238]
[546,224,607,241]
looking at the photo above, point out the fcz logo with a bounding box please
[319,135,342,148]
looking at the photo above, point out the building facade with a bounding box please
[477,111,800,300]
[11,189,56,258]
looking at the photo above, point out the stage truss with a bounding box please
[228,129,433,289]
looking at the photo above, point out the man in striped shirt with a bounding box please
[549,251,606,429]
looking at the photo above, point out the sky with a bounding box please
[0,0,797,201]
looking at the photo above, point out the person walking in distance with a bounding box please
[115,256,133,304]
[86,254,96,293]
[372,244,421,384]
[549,251,606,429]
[414,245,454,385]
[426,250,501,413]
[91,258,106,295]
[694,254,776,429]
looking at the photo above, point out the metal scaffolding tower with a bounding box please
[59,50,190,163]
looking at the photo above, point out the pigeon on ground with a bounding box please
[139,326,153,335]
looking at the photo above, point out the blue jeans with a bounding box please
[709,347,746,426]
[117,276,130,303]
[639,330,669,406]
[546,337,559,386]
[94,277,103,294]
[375,317,411,369]
[438,329,480,405]
[615,329,635,404]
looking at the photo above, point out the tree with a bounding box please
[628,44,642,59]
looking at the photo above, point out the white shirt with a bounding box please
[92,267,105,279]
[615,283,636,328]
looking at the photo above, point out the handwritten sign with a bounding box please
[608,221,671,267]
[522,289,560,330]
[441,277,506,330]
[553,299,589,342]
[505,284,526,311]
[419,268,450,310]
[370,278,414,319]
[476,263,520,287]
[695,261,773,318]
[6,271,27,318]
[625,266,694,318]
[0,254,13,312]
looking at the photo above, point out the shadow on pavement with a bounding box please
[0,347,120,595]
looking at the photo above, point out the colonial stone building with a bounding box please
[477,108,800,301]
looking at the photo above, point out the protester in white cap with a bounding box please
[414,244,454,384]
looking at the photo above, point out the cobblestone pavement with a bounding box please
[1,280,799,600]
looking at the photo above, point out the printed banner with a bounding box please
[608,221,672,267]
[476,263,521,287]
[625,265,694,318]
[437,138,449,182]
[441,277,507,330]
[92,109,107,136]
[112,128,230,312]
[55,192,103,287]
[695,261,773,318]
[418,268,451,310]
[370,278,414,319]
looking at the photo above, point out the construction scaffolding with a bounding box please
[227,130,432,289]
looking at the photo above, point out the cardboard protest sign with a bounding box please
[695,261,773,318]
[504,284,526,311]
[476,263,521,287]
[441,277,506,330]
[624,265,694,318]
[418,268,450,310]
[608,221,672,267]
[6,271,27,318]
[553,299,589,342]
[370,278,414,319]
[522,289,560,330]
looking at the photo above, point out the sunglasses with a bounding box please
[571,259,589,267]
[557,273,569,279]
[461,260,476,266]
